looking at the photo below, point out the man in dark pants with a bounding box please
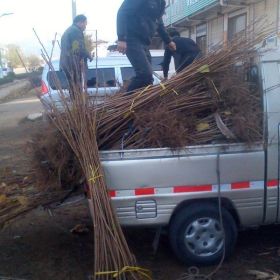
[60,14,92,97]
[117,0,176,93]
[161,29,201,79]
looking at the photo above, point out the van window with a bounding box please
[120,67,136,88]
[87,68,116,88]
[47,68,117,90]
[47,71,69,90]
[151,56,163,71]
[121,67,135,81]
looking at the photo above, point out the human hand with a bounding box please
[117,41,127,54]
[168,41,176,51]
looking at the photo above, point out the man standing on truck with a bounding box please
[60,14,92,98]
[117,0,176,93]
[161,28,201,79]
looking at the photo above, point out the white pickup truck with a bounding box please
[87,39,280,266]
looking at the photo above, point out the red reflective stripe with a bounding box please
[231,182,250,190]
[267,180,278,187]
[135,188,155,196]
[109,190,116,197]
[174,185,212,193]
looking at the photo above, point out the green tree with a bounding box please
[5,44,26,68]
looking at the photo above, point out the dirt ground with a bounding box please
[1,85,280,280]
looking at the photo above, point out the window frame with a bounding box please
[228,12,247,41]
[120,66,135,84]
[86,67,117,89]
[196,23,207,55]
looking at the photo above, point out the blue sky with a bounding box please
[0,0,123,56]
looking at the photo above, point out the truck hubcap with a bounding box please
[184,217,224,257]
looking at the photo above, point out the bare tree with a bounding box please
[5,44,26,68]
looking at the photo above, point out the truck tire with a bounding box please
[169,202,237,265]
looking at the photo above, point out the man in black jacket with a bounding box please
[117,0,176,93]
[162,29,201,79]
[60,14,92,96]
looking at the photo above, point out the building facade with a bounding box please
[162,0,280,53]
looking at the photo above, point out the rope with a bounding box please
[124,85,152,118]
[88,165,103,184]
[95,266,152,279]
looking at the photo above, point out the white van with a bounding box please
[40,53,174,112]
[106,49,176,79]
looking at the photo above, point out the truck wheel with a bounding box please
[169,203,237,265]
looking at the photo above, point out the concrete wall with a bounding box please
[180,29,190,37]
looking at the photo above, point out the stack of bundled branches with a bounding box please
[96,30,264,150]
[97,69,262,150]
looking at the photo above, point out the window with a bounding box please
[121,67,135,82]
[48,68,117,90]
[151,56,164,71]
[87,68,116,88]
[196,24,207,55]
[228,13,246,41]
[121,67,135,88]
[47,71,69,90]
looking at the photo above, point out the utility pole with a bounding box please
[72,0,77,20]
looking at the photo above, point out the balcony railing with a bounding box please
[163,0,218,26]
